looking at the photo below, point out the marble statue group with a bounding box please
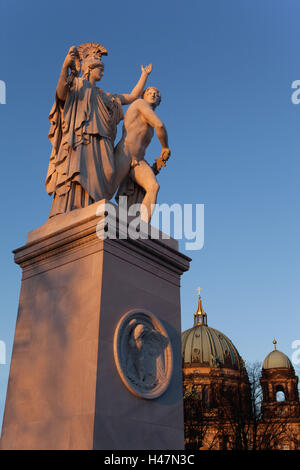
[0,43,187,452]
[45,42,171,223]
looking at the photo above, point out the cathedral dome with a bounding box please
[262,340,293,370]
[182,291,244,371]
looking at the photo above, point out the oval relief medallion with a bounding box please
[113,310,173,399]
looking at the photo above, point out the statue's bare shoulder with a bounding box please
[124,98,146,125]
[127,97,163,129]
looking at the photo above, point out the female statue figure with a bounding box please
[45,42,152,217]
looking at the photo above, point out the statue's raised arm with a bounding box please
[118,64,152,105]
[56,46,81,101]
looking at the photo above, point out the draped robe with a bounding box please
[45,77,123,217]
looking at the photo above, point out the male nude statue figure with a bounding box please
[114,86,170,222]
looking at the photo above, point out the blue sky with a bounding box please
[1,0,300,432]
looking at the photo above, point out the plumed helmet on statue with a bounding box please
[77,42,108,79]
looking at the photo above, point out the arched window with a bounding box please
[203,387,209,407]
[275,385,286,402]
[221,434,229,450]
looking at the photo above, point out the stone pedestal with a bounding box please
[0,200,190,450]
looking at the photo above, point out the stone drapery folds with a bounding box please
[46,77,123,217]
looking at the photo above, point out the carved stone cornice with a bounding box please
[13,200,191,283]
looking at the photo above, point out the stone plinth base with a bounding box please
[0,200,190,450]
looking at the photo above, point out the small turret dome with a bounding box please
[262,340,293,370]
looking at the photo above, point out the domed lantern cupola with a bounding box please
[182,288,245,371]
[193,287,208,326]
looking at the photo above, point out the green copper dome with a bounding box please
[262,340,293,370]
[182,292,244,370]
